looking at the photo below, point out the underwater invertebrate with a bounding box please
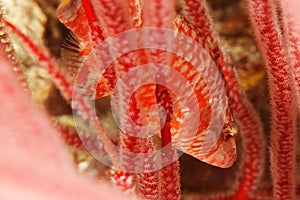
[247,0,299,199]
[1,0,300,199]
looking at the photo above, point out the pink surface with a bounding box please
[289,0,300,26]
[0,48,132,199]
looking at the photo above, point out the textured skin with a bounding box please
[247,0,297,199]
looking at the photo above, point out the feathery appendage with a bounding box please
[141,1,181,199]
[247,0,297,199]
[74,1,181,199]
[275,0,300,110]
